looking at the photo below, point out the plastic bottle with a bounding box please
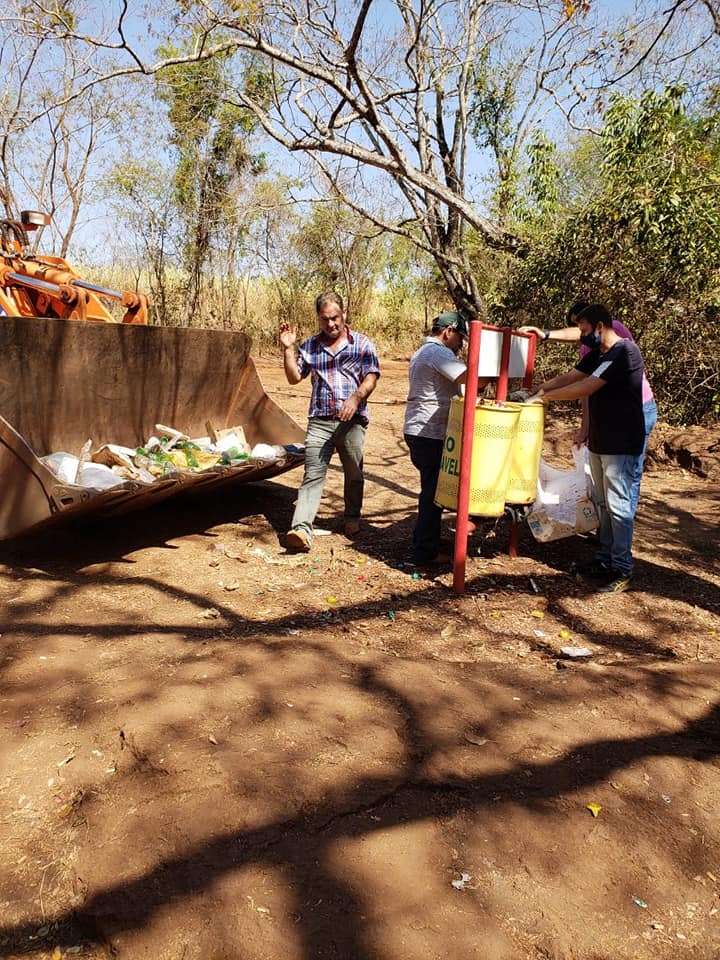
[221,446,249,464]
[177,440,200,469]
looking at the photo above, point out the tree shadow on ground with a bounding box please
[2,481,718,957]
[0,478,299,570]
[2,443,718,957]
[0,667,718,959]
[349,485,720,620]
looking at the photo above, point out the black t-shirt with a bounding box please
[576,340,645,455]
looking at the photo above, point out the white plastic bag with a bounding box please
[75,462,126,490]
[40,452,126,489]
[526,444,598,542]
[249,443,286,460]
[39,452,80,484]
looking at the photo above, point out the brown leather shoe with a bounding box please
[286,529,311,552]
[343,520,361,537]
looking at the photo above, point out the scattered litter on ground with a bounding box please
[463,734,489,746]
[561,646,592,659]
[451,872,472,890]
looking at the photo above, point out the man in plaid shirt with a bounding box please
[280,292,380,552]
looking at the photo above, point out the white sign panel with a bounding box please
[475,329,530,378]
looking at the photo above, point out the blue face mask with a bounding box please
[580,329,601,349]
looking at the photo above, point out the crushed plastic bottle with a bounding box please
[221,446,249,464]
[134,447,175,477]
[176,440,201,469]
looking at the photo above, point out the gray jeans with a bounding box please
[291,416,367,536]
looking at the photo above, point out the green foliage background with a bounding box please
[495,87,720,425]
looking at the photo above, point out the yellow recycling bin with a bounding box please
[434,398,521,517]
[505,400,545,504]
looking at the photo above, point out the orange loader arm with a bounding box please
[0,211,149,324]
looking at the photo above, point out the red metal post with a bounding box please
[493,327,514,556]
[522,331,537,386]
[508,329,536,558]
[496,327,511,403]
[452,319,482,594]
[452,326,538,583]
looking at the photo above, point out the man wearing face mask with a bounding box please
[528,304,645,593]
[519,302,657,511]
[403,311,489,566]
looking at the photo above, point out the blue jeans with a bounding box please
[404,433,444,563]
[631,398,657,513]
[291,416,367,538]
[588,452,641,577]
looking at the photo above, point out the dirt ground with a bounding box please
[1,356,719,960]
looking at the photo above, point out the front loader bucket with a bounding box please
[0,316,305,540]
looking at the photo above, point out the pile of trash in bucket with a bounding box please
[39,423,304,490]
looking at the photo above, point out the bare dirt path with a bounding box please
[1,356,718,960]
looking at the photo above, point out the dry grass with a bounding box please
[81,263,444,355]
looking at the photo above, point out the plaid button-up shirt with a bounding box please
[297,327,380,422]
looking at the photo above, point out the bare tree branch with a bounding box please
[3,0,718,312]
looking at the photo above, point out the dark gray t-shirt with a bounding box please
[403,338,466,440]
[576,340,645,455]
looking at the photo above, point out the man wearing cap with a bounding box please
[404,311,483,565]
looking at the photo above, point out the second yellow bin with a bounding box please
[505,400,545,504]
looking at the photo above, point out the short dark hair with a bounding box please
[316,291,344,313]
[566,301,590,325]
[575,303,612,328]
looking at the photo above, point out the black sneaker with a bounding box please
[596,570,633,593]
[415,551,451,566]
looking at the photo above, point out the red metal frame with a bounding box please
[452,325,537,594]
